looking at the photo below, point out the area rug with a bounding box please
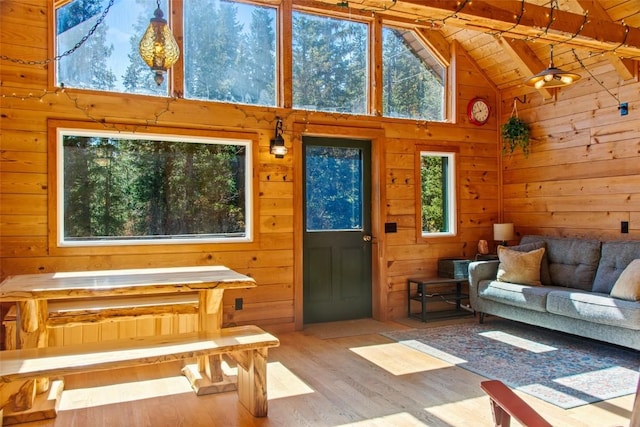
[382,318,639,409]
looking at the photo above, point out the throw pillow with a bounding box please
[496,246,546,286]
[610,259,640,301]
[505,240,550,285]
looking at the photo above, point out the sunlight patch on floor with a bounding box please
[479,330,557,353]
[267,361,315,399]
[58,361,313,411]
[553,366,639,398]
[349,342,452,375]
[59,376,193,410]
[336,411,427,426]
[424,395,493,426]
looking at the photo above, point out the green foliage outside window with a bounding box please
[420,152,454,234]
[292,12,367,114]
[60,131,249,244]
[305,146,363,231]
[383,28,445,121]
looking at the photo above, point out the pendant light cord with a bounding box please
[1,0,115,66]
[572,49,620,105]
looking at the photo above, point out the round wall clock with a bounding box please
[467,97,490,126]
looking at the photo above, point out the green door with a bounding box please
[303,137,372,324]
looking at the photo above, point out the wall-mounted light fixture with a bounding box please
[525,45,581,89]
[139,0,180,86]
[270,118,288,159]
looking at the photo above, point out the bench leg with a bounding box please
[234,348,269,417]
[489,398,511,427]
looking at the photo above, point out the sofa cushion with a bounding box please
[610,259,640,301]
[547,290,640,330]
[593,241,640,293]
[478,280,555,312]
[520,235,601,290]
[497,246,545,286]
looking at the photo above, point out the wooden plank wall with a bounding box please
[500,62,640,241]
[0,0,498,334]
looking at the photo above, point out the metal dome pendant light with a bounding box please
[139,0,180,86]
[525,44,581,89]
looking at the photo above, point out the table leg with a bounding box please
[0,300,63,425]
[421,284,427,322]
[182,289,237,395]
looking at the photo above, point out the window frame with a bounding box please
[415,145,459,240]
[48,120,259,255]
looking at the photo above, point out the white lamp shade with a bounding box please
[493,223,514,242]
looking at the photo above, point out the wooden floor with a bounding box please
[14,318,635,427]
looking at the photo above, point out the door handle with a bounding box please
[363,234,372,242]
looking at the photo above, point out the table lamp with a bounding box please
[493,223,514,246]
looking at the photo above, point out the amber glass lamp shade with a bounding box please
[139,7,180,86]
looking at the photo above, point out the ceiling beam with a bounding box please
[368,0,640,57]
[497,38,553,99]
[575,0,636,80]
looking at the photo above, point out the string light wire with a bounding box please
[1,0,115,66]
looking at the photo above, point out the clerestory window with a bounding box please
[291,12,368,114]
[54,1,447,121]
[382,27,446,121]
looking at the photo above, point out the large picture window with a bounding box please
[418,150,456,236]
[57,128,252,246]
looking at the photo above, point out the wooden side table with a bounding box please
[407,276,473,322]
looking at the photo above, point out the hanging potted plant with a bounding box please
[501,116,531,157]
[501,100,531,157]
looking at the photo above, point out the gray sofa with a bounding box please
[468,235,640,350]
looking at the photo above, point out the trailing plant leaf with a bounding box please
[501,116,531,157]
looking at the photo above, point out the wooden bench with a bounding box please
[480,380,552,427]
[481,379,640,427]
[0,325,279,424]
[3,294,200,349]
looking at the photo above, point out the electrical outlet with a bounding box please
[235,298,243,310]
[621,221,629,234]
[619,103,629,116]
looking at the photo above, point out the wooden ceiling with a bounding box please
[308,0,640,95]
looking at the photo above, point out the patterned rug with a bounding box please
[382,318,639,409]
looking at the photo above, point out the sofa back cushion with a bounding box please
[593,241,640,293]
[520,235,601,290]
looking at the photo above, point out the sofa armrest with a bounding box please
[468,260,499,296]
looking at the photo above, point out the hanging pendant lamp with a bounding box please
[525,45,581,89]
[139,0,180,86]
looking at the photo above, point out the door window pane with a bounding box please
[383,27,446,121]
[305,146,363,231]
[420,151,456,235]
[292,12,368,114]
